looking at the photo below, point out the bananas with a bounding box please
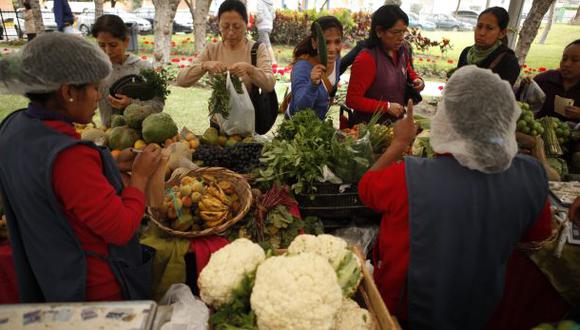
[162,175,240,231]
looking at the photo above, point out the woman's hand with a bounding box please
[108,94,131,110]
[228,62,255,77]
[117,148,136,173]
[387,102,405,118]
[203,61,227,74]
[564,106,580,120]
[310,64,326,86]
[393,100,417,146]
[412,78,425,92]
[129,144,162,192]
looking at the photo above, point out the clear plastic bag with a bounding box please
[517,78,546,114]
[158,284,209,330]
[332,225,379,256]
[216,71,255,136]
[330,132,374,183]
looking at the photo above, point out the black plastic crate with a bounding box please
[296,183,379,220]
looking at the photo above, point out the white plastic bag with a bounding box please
[158,284,209,330]
[216,71,255,136]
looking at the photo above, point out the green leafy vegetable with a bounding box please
[208,73,244,119]
[314,22,327,67]
[140,68,172,101]
[209,272,258,330]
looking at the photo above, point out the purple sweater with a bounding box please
[534,70,580,122]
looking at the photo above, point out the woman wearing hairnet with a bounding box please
[359,66,552,329]
[0,33,162,302]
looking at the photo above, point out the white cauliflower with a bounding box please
[288,234,348,268]
[288,234,363,297]
[250,253,343,330]
[198,238,265,308]
[332,298,377,330]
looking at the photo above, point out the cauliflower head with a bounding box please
[288,234,347,268]
[250,252,343,330]
[332,299,377,330]
[288,234,362,297]
[198,238,265,308]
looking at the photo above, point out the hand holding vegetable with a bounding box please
[203,61,228,74]
[130,144,162,192]
[310,64,326,86]
[393,100,417,146]
[228,62,254,77]
[116,148,137,172]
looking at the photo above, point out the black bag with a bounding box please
[109,74,156,101]
[249,42,279,135]
[405,76,423,105]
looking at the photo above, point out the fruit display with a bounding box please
[160,174,242,232]
[517,102,544,137]
[193,143,263,173]
[124,104,155,129]
[532,320,580,330]
[107,126,141,150]
[142,113,179,144]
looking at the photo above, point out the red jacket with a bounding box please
[45,120,146,301]
[346,50,419,113]
[359,160,553,320]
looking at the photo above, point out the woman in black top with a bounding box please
[456,7,520,86]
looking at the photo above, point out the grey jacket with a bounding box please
[98,53,164,127]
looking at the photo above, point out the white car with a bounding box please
[133,7,193,33]
[77,7,152,36]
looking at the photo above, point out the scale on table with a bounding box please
[0,300,157,330]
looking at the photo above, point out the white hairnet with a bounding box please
[0,32,111,95]
[430,65,521,174]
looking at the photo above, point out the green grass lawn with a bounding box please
[1,23,577,129]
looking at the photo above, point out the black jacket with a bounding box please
[457,44,520,86]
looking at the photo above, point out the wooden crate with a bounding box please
[352,245,401,330]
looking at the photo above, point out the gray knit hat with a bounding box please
[0,32,112,95]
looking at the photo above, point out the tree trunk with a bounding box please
[184,0,195,22]
[29,0,44,34]
[95,0,104,18]
[455,0,461,15]
[538,1,555,44]
[194,0,211,54]
[383,0,401,5]
[485,0,491,9]
[573,5,580,24]
[514,0,555,65]
[152,0,180,65]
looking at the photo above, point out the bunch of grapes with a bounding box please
[193,143,263,173]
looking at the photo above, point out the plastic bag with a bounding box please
[216,71,255,136]
[517,78,546,114]
[158,284,209,330]
[330,132,374,183]
[332,225,379,256]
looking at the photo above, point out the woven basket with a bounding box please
[147,167,253,238]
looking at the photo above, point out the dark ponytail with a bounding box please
[479,7,510,44]
[292,16,343,62]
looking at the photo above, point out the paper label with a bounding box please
[555,95,574,116]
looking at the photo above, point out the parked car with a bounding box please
[426,13,473,31]
[77,7,152,36]
[453,10,479,26]
[133,7,193,34]
[408,12,436,31]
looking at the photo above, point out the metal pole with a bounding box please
[0,9,7,40]
[506,0,525,49]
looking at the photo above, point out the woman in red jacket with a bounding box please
[0,33,162,302]
[345,5,424,126]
